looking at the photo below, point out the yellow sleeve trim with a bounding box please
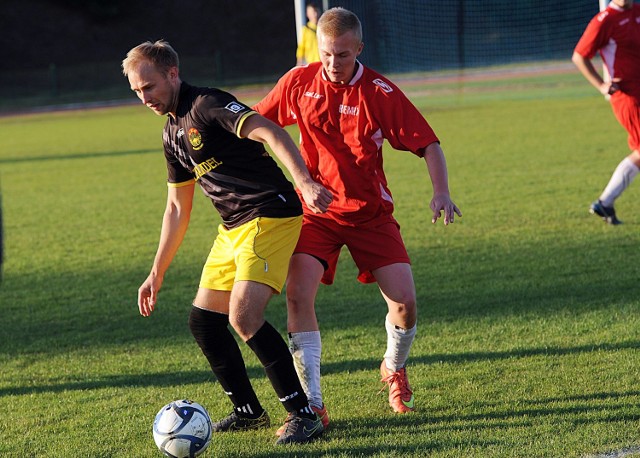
[167,179,195,188]
[236,111,257,138]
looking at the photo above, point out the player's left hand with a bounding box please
[430,194,461,225]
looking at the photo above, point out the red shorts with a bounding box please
[294,215,410,285]
[611,90,640,151]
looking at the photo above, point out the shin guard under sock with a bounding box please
[383,314,417,372]
[288,331,323,409]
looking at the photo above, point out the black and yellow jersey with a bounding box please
[162,82,301,229]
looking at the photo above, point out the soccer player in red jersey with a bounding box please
[123,40,332,445]
[255,7,461,425]
[573,0,640,225]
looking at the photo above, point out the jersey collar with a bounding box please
[321,60,364,86]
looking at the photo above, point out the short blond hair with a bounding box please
[121,40,179,76]
[317,7,362,42]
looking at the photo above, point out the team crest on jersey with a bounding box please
[225,102,244,113]
[188,128,204,150]
[373,78,393,93]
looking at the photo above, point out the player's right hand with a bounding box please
[300,181,333,213]
[137,272,163,317]
[600,78,621,96]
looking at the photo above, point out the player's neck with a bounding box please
[167,81,182,119]
[352,61,360,80]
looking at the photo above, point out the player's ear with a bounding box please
[168,66,179,82]
[356,41,364,56]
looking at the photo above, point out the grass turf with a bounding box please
[0,67,638,457]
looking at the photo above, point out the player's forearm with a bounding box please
[423,142,451,197]
[277,150,315,190]
[243,114,314,185]
[150,201,191,279]
[265,127,316,189]
[572,52,605,91]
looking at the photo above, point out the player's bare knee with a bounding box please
[392,292,416,312]
[286,289,314,315]
[285,297,303,316]
[228,313,253,341]
[398,302,417,318]
[390,298,417,325]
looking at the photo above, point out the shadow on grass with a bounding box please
[319,340,640,375]
[216,393,638,457]
[244,438,505,458]
[0,366,262,397]
[238,391,637,458]
[3,340,638,398]
[1,233,639,356]
[0,147,158,164]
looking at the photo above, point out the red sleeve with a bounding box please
[253,71,297,127]
[574,11,610,59]
[373,80,439,156]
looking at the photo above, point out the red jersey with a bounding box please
[574,3,640,96]
[254,62,439,226]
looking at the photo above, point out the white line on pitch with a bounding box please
[583,446,640,458]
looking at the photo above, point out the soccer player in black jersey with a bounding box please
[122,40,332,445]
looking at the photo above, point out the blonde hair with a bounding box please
[317,7,362,42]
[121,40,179,76]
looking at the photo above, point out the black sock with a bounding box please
[188,306,264,418]
[246,321,314,419]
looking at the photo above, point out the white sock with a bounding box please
[600,157,639,207]
[288,331,323,409]
[383,315,417,372]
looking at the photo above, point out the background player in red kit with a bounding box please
[573,0,640,225]
[255,7,461,429]
[123,40,332,445]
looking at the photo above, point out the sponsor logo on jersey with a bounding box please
[339,104,359,116]
[304,91,323,99]
[619,18,630,26]
[177,128,185,138]
[225,102,245,113]
[194,157,223,180]
[373,78,393,93]
[188,128,204,150]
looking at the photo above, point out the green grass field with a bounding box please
[1,67,639,458]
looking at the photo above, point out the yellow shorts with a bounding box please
[199,216,302,293]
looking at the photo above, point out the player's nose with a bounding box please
[139,90,151,104]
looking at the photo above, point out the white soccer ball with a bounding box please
[153,399,212,458]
